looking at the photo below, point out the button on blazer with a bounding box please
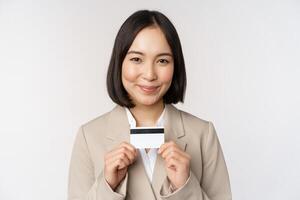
[68,104,232,200]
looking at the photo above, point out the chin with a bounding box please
[135,96,161,107]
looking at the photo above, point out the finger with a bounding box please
[105,153,135,172]
[161,147,190,161]
[165,151,190,165]
[120,142,137,153]
[163,150,184,162]
[107,152,130,167]
[106,152,131,170]
[115,146,137,162]
[105,159,127,173]
[158,141,172,154]
[158,141,181,154]
[106,145,138,168]
[106,145,137,163]
[105,141,136,157]
[112,156,129,170]
[165,157,183,170]
[159,142,189,159]
[117,142,138,160]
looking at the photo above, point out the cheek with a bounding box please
[160,67,174,84]
[122,63,138,82]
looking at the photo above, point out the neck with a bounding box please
[129,100,164,127]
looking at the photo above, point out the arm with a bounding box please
[159,122,232,200]
[68,126,128,200]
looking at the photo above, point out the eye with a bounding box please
[158,59,169,64]
[130,57,142,63]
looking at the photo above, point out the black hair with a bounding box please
[106,10,186,107]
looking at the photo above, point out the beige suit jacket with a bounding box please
[68,104,232,200]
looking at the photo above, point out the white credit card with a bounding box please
[130,127,164,148]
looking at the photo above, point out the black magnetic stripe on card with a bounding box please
[130,128,164,134]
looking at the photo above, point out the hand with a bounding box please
[104,142,138,190]
[158,141,191,190]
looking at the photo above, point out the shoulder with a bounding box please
[180,109,209,126]
[173,106,211,131]
[79,105,122,136]
[81,110,111,132]
[170,105,217,139]
[172,106,220,156]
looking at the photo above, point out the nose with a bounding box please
[142,62,157,81]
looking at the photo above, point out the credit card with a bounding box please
[130,127,164,148]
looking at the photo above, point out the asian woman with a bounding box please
[68,10,231,200]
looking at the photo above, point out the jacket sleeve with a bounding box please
[159,121,232,200]
[68,126,128,200]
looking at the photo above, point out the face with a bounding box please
[121,26,174,107]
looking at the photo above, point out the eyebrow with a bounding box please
[127,50,173,57]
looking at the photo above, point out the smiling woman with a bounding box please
[122,26,174,108]
[68,10,232,200]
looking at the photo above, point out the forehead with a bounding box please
[128,26,172,55]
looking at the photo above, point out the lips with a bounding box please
[138,85,160,94]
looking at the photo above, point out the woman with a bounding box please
[68,10,231,200]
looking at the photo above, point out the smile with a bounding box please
[138,85,160,94]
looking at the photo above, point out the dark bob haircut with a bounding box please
[106,10,186,108]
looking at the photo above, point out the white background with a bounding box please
[0,0,299,199]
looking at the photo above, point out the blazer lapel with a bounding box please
[104,105,156,200]
[127,151,157,200]
[152,104,187,198]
